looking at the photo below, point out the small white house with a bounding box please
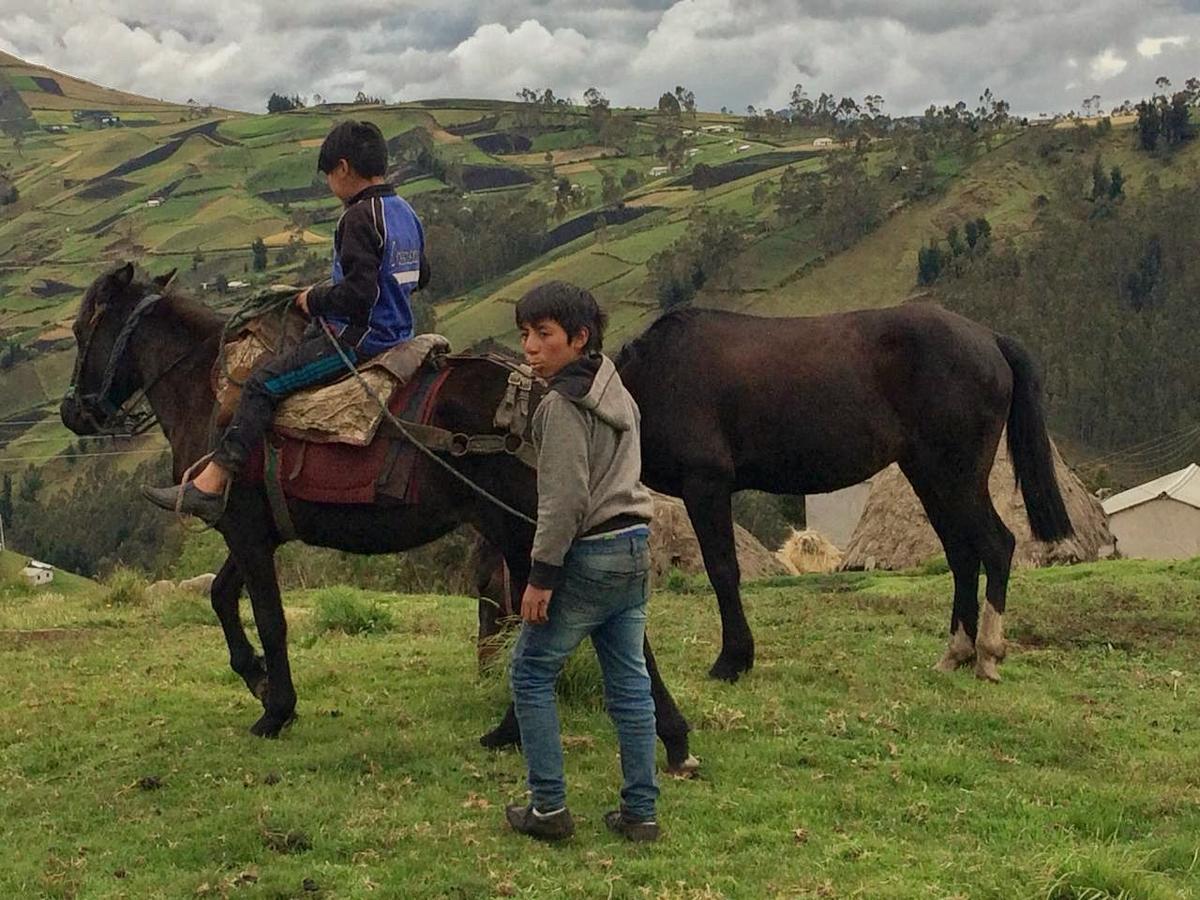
[21,559,54,587]
[681,129,695,136]
[813,137,834,148]
[146,198,162,208]
[649,166,670,177]
[736,144,751,152]
[1102,463,1200,559]
[226,280,249,289]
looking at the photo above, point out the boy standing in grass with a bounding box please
[144,120,429,522]
[505,281,660,843]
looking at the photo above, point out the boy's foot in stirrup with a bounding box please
[604,807,660,842]
[504,804,575,841]
[142,482,226,526]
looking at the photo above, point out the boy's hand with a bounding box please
[520,585,553,624]
[294,288,311,316]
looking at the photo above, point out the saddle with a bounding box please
[212,302,541,537]
[211,303,450,446]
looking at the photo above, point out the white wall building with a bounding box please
[1102,464,1200,559]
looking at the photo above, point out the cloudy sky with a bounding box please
[1,0,1197,116]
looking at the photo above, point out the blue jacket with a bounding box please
[306,183,429,357]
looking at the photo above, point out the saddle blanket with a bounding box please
[212,302,449,446]
[242,363,453,505]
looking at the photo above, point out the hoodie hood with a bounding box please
[549,354,635,431]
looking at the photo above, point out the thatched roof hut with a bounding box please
[649,493,785,582]
[840,439,1113,570]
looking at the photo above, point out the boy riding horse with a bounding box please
[144,120,429,522]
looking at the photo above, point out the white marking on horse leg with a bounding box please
[974,602,1005,683]
[934,622,975,672]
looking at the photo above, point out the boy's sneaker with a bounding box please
[142,481,226,526]
[604,808,660,842]
[505,804,575,841]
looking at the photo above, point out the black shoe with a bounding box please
[141,482,226,526]
[505,804,575,841]
[604,808,660,843]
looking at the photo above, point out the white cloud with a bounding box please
[0,1,1198,115]
[1136,35,1190,57]
[1088,48,1127,81]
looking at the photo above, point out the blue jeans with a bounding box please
[510,531,659,820]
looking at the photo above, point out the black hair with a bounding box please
[317,120,388,177]
[515,281,607,354]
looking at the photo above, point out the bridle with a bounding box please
[65,291,200,436]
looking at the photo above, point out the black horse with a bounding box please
[59,263,694,771]
[613,305,1073,682]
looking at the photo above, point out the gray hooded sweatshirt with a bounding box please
[528,353,654,589]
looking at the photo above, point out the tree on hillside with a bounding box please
[789,83,814,122]
[621,168,641,192]
[600,171,623,206]
[646,207,747,309]
[1,473,13,528]
[817,152,882,252]
[691,163,716,192]
[776,165,824,221]
[267,92,305,113]
[658,92,682,118]
[600,114,635,153]
[674,85,697,118]
[251,237,268,271]
[584,87,611,139]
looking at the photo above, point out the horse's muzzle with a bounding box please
[60,395,99,435]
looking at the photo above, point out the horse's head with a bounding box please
[60,262,176,435]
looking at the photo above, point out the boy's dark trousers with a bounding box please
[213,323,359,471]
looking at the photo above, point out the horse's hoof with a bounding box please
[250,712,296,738]
[708,656,749,683]
[665,754,701,779]
[974,658,1002,683]
[933,653,973,673]
[479,726,520,750]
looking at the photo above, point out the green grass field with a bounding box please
[2,559,1198,898]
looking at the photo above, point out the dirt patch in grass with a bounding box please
[0,628,95,647]
[460,165,534,191]
[29,279,78,298]
[472,132,532,154]
[75,178,140,201]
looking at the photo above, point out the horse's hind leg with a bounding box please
[902,462,986,674]
[210,556,268,702]
[973,503,1015,683]
[935,539,980,672]
[681,477,752,681]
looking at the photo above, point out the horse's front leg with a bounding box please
[226,528,296,737]
[210,555,268,703]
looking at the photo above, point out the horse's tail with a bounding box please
[996,334,1074,542]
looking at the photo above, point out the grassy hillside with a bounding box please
[2,53,1196,489]
[1,560,1199,896]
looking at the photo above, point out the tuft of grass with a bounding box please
[911,554,950,576]
[1044,850,1179,900]
[311,587,395,636]
[158,596,217,628]
[99,567,148,607]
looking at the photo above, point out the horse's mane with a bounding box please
[162,286,225,335]
[614,306,708,368]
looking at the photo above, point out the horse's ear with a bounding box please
[108,262,135,291]
[153,268,178,290]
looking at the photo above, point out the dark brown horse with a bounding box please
[612,304,1073,682]
[59,263,694,770]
